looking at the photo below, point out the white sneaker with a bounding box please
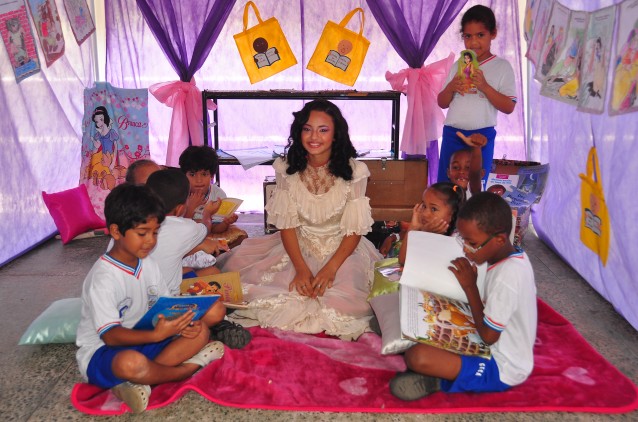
[111,381,151,414]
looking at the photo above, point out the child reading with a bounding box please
[76,184,225,414]
[179,145,248,249]
[437,5,517,184]
[390,192,537,400]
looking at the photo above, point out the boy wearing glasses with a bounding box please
[390,192,537,401]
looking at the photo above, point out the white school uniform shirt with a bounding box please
[193,184,227,221]
[443,55,517,131]
[76,255,169,381]
[107,216,208,296]
[483,250,537,386]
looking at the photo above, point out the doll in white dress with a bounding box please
[216,100,382,339]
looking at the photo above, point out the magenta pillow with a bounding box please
[42,184,106,244]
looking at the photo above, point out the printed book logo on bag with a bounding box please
[307,8,370,86]
[233,1,297,84]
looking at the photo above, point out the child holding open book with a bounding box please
[179,145,248,249]
[390,192,537,401]
[76,184,224,414]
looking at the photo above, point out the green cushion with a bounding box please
[368,258,402,300]
[19,298,82,345]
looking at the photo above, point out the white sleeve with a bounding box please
[265,158,300,229]
[340,160,375,236]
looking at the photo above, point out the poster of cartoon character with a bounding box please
[578,5,616,114]
[63,0,95,45]
[526,0,552,66]
[26,0,65,67]
[609,0,638,116]
[534,1,570,82]
[540,10,588,105]
[81,83,150,219]
[0,2,41,82]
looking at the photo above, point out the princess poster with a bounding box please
[609,0,638,116]
[534,1,570,82]
[81,83,150,219]
[26,0,65,67]
[578,5,616,114]
[526,0,552,66]
[63,0,95,45]
[0,1,41,82]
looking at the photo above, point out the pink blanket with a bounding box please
[71,299,638,415]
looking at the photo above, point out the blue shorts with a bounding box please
[440,355,511,393]
[183,271,197,279]
[86,338,172,389]
[438,125,497,184]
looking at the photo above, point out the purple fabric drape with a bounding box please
[135,0,236,165]
[367,0,468,183]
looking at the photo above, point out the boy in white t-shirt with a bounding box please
[145,169,252,350]
[390,191,537,400]
[76,184,224,414]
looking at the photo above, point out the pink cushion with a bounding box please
[42,185,106,244]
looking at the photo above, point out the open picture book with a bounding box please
[133,295,220,330]
[212,198,243,223]
[179,271,246,309]
[399,231,489,357]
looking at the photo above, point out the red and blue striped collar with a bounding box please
[101,254,142,279]
[487,248,524,271]
[479,55,497,66]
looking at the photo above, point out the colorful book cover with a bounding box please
[133,295,220,330]
[180,272,245,308]
[63,0,95,45]
[457,49,479,94]
[26,0,65,67]
[400,285,490,358]
[0,2,41,82]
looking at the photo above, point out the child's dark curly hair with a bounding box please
[461,5,496,34]
[178,145,219,175]
[458,191,512,235]
[284,99,357,180]
[104,183,165,235]
[428,182,466,236]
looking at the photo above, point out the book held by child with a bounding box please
[133,295,220,330]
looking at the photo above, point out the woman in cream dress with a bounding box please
[217,100,382,340]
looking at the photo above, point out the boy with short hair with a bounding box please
[179,145,248,249]
[145,169,251,349]
[76,184,224,414]
[390,191,537,400]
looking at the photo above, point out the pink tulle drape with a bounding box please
[385,53,455,155]
[148,79,216,166]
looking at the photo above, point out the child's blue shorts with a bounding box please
[440,355,511,393]
[86,338,172,389]
[183,271,197,279]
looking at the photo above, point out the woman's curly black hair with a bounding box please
[284,100,357,180]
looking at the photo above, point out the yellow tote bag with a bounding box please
[233,1,297,84]
[579,147,610,266]
[306,8,370,86]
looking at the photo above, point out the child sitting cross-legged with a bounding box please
[144,169,252,349]
[76,184,225,414]
[390,192,537,401]
[179,145,248,249]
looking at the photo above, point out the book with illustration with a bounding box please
[180,271,246,309]
[400,285,490,357]
[133,295,220,330]
[399,231,489,357]
[212,198,243,223]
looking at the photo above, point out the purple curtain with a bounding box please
[134,0,236,165]
[367,0,468,182]
[136,0,236,82]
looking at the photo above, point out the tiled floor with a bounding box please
[1,214,637,421]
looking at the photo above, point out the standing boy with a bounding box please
[76,184,224,414]
[390,192,537,400]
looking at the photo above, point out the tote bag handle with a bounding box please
[586,147,602,188]
[339,8,365,36]
[243,1,264,30]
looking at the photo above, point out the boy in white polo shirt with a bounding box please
[390,192,537,400]
[76,184,224,414]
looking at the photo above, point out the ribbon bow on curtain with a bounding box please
[149,79,216,166]
[386,53,454,155]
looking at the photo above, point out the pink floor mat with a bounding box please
[71,299,638,415]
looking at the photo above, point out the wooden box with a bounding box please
[365,158,428,222]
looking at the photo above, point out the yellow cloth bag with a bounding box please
[306,8,370,86]
[233,1,297,84]
[579,147,610,266]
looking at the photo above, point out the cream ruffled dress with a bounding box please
[216,157,382,340]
